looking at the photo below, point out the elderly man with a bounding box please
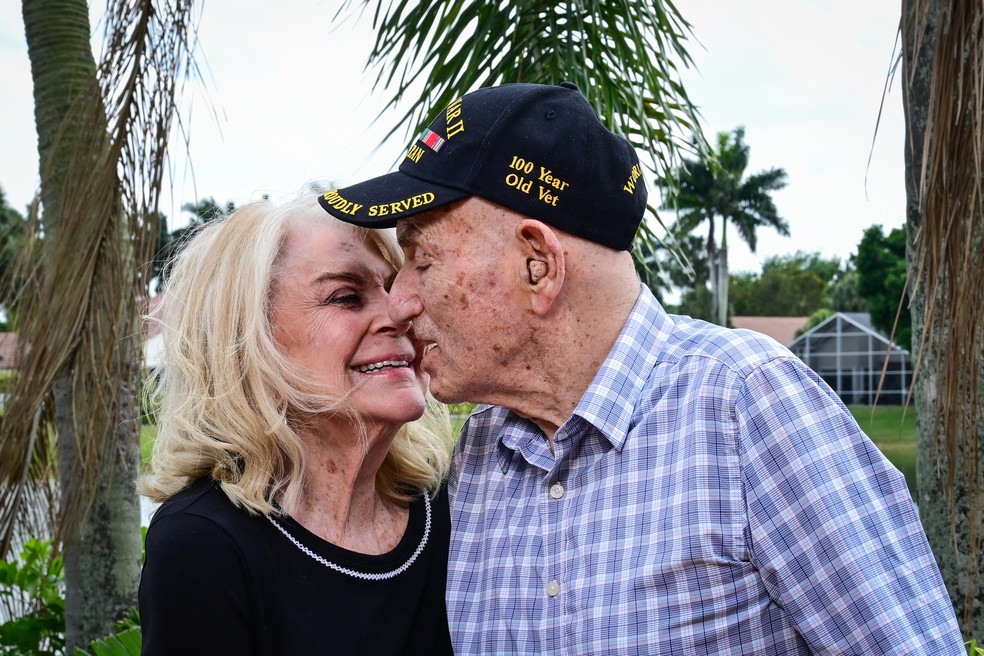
[318,82,963,655]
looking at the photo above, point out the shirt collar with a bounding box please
[492,284,670,471]
[570,284,669,450]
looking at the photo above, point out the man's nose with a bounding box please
[369,294,411,336]
[387,266,424,324]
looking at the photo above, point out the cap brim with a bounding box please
[318,171,469,228]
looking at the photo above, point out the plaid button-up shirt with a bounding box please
[447,285,962,655]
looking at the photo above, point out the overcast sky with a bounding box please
[0,0,905,276]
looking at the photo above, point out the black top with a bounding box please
[139,477,452,655]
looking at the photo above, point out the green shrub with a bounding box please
[0,539,65,655]
[0,370,14,420]
[73,612,140,656]
[0,539,144,655]
[0,371,15,395]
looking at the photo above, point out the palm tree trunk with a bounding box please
[706,218,720,323]
[714,218,729,326]
[55,372,142,648]
[716,247,729,327]
[22,0,141,647]
[903,0,984,637]
[708,251,719,322]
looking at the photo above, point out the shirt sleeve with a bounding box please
[737,356,964,654]
[139,511,256,656]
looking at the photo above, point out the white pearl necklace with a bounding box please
[266,495,431,581]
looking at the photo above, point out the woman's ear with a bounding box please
[516,219,565,316]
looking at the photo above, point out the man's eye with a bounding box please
[412,252,431,272]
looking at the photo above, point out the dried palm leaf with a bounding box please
[902,0,984,630]
[0,0,200,560]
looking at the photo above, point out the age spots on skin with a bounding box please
[451,272,471,310]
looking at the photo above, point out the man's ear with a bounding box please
[516,219,565,316]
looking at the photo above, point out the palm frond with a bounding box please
[349,0,705,182]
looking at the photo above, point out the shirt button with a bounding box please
[546,580,561,597]
[549,483,565,499]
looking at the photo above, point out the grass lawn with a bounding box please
[849,405,917,498]
[140,424,156,468]
[848,405,917,442]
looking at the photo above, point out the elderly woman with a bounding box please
[137,193,454,655]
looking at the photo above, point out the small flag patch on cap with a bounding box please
[419,128,446,152]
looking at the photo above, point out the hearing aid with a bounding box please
[527,260,547,284]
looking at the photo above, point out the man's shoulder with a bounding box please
[617,289,792,377]
[662,313,794,374]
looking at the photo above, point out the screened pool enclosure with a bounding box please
[787,312,912,406]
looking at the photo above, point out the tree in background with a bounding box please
[0,0,198,648]
[635,229,708,305]
[674,285,715,322]
[662,232,712,319]
[729,251,841,318]
[181,197,235,223]
[795,308,834,339]
[347,0,705,264]
[660,127,790,326]
[853,225,910,351]
[0,186,27,328]
[902,0,984,636]
[151,197,235,293]
[824,268,867,314]
[792,256,867,339]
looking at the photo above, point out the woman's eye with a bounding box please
[327,293,363,308]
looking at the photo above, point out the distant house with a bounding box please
[787,312,912,406]
[731,316,808,347]
[0,332,20,371]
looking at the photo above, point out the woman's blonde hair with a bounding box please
[138,191,452,514]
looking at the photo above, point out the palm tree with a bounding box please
[0,0,198,648]
[660,127,789,325]
[346,0,707,259]
[151,197,234,293]
[901,0,984,638]
[634,228,709,304]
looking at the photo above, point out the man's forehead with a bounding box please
[395,204,461,247]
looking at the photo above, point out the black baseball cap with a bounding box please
[318,82,647,251]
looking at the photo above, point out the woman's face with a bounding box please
[271,217,426,435]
